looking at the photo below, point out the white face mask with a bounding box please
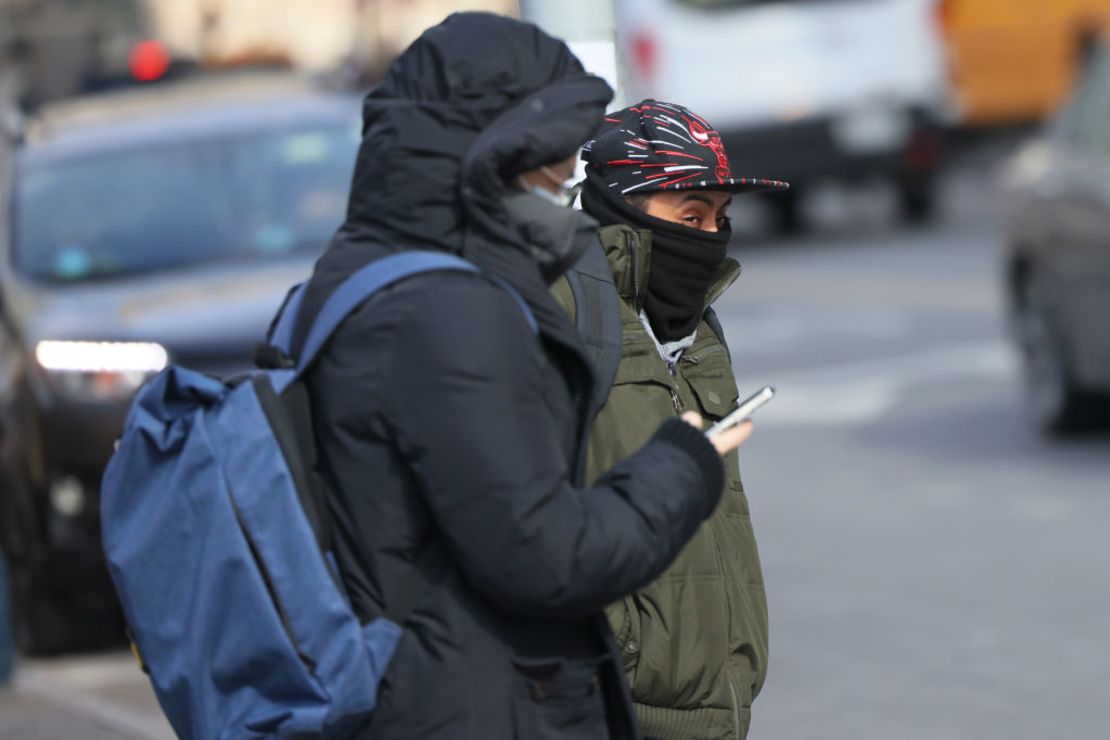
[518,165,574,208]
[529,185,573,207]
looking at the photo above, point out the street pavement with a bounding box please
[0,652,173,739]
[1,140,1107,739]
[725,156,1110,739]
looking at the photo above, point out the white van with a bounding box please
[613,0,951,231]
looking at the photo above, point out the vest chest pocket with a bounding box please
[685,372,739,422]
[611,349,670,386]
[610,350,682,414]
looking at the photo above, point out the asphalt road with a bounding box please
[2,142,1107,739]
[725,158,1110,740]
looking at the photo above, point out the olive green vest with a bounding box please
[552,224,768,740]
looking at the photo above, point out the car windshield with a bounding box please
[13,121,360,283]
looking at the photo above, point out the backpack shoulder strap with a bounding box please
[295,252,477,375]
[702,307,731,362]
[267,250,536,627]
[269,251,536,386]
[565,238,623,422]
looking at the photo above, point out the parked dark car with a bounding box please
[0,73,360,653]
[999,42,1110,435]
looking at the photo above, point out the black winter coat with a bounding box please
[293,14,726,739]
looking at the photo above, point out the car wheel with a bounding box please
[10,562,71,656]
[9,558,125,656]
[1016,268,1110,434]
[765,187,803,235]
[896,172,937,224]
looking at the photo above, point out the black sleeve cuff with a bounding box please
[650,417,725,515]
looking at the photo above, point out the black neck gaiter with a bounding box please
[581,174,730,341]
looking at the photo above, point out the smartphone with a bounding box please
[705,386,775,438]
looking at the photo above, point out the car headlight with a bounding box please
[35,340,168,402]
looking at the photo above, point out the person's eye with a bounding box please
[717,215,732,229]
[682,214,702,227]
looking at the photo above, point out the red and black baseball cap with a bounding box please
[581,99,790,196]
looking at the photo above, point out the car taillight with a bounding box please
[933,0,954,38]
[902,128,941,171]
[129,40,171,83]
[631,30,658,86]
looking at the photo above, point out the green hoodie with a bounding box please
[552,223,769,740]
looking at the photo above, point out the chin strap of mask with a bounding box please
[517,166,575,208]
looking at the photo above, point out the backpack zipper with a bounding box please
[228,494,317,675]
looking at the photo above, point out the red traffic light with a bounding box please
[129,40,171,83]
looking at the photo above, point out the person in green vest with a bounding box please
[551,99,790,740]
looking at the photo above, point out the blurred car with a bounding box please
[999,41,1110,434]
[614,0,950,231]
[0,72,360,654]
[0,555,12,683]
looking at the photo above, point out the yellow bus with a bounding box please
[939,0,1110,126]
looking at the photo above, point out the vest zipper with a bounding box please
[670,388,683,413]
[727,675,743,739]
[629,232,641,299]
[686,345,726,364]
[711,525,742,738]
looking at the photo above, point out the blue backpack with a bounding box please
[101,251,535,740]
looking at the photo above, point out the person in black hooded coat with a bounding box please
[291,13,748,739]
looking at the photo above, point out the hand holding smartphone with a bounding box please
[705,386,775,439]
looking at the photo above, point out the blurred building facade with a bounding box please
[142,0,518,74]
[0,0,148,105]
[0,0,518,107]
